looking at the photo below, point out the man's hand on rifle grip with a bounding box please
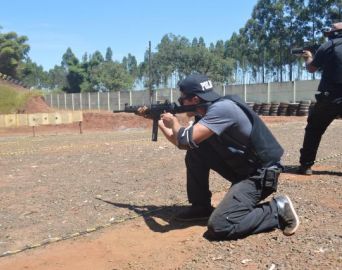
[135,106,153,119]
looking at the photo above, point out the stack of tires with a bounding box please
[269,102,279,116]
[253,103,262,115]
[287,103,299,116]
[260,103,271,116]
[249,100,314,117]
[277,102,289,116]
[297,100,311,116]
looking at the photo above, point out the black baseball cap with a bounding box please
[178,74,221,102]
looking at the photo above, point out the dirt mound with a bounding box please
[83,111,151,130]
[21,96,55,114]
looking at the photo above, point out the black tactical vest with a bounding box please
[322,37,342,84]
[206,95,284,175]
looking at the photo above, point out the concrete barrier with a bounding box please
[0,111,83,135]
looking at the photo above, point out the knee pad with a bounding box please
[177,126,198,150]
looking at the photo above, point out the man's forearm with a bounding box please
[171,121,181,142]
[158,121,178,146]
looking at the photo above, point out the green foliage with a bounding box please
[0,83,41,114]
[65,65,85,93]
[223,0,339,82]
[61,48,86,93]
[81,61,134,92]
[89,51,104,68]
[47,65,68,90]
[122,53,138,77]
[105,47,113,62]
[0,30,29,77]
[62,47,79,68]
[1,0,339,90]
[17,59,49,88]
[139,34,235,89]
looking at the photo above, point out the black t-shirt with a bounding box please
[312,36,342,96]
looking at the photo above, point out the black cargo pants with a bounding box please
[300,98,342,167]
[185,140,280,240]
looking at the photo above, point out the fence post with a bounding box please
[267,82,271,103]
[129,91,132,105]
[50,94,53,107]
[170,88,173,103]
[244,83,247,102]
[107,92,110,111]
[155,91,158,103]
[72,93,75,111]
[64,93,67,109]
[97,92,100,111]
[88,92,91,110]
[57,94,60,109]
[293,80,296,103]
[223,84,226,96]
[79,93,82,110]
[118,91,121,110]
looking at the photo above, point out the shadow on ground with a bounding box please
[96,198,207,233]
[283,165,342,176]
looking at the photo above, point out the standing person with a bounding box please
[297,22,342,175]
[139,73,299,240]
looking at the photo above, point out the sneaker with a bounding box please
[174,205,214,222]
[297,165,312,175]
[275,195,300,236]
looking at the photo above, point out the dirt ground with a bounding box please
[0,103,341,269]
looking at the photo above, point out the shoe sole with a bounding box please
[283,195,300,236]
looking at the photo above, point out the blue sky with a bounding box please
[1,0,257,71]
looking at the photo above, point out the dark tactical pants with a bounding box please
[300,98,342,167]
[185,141,280,240]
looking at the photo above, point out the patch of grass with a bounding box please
[0,84,42,114]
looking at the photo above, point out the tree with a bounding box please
[65,65,85,93]
[89,50,104,68]
[82,61,134,92]
[47,65,68,90]
[122,53,138,77]
[154,34,190,85]
[0,30,30,77]
[105,47,113,62]
[305,0,334,44]
[210,40,235,83]
[61,48,84,93]
[17,58,48,88]
[82,52,88,63]
[61,47,79,68]
[198,37,206,47]
[328,1,342,22]
[281,0,306,80]
[224,31,251,83]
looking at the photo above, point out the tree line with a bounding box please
[0,0,340,93]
